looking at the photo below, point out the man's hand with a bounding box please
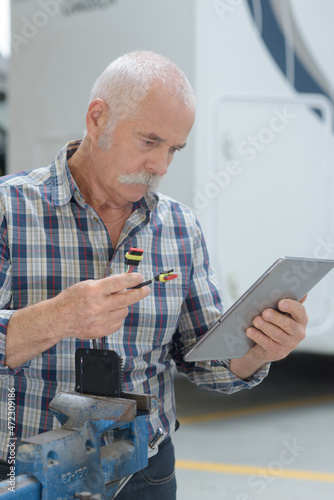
[246,296,308,362]
[230,297,308,380]
[5,273,150,369]
[50,273,150,341]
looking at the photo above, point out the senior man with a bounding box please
[0,51,307,498]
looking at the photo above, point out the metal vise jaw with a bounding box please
[0,391,154,499]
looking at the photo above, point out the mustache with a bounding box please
[118,171,162,191]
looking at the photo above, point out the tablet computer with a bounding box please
[184,257,334,362]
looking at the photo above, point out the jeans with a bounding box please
[0,437,177,499]
[0,460,9,482]
[116,436,177,500]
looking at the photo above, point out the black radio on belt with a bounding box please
[75,348,123,398]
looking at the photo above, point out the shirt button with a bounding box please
[108,268,113,275]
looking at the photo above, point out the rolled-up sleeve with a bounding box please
[171,217,270,393]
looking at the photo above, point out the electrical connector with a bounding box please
[132,269,178,288]
[157,271,178,282]
[125,247,144,272]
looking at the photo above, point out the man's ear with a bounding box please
[86,98,109,140]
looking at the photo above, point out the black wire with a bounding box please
[132,278,155,289]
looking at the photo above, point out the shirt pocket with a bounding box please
[123,264,188,351]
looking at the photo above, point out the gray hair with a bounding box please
[89,51,195,137]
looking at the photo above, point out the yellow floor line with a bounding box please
[178,394,334,426]
[175,459,334,483]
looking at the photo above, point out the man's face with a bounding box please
[91,86,195,207]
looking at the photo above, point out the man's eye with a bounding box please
[143,140,155,146]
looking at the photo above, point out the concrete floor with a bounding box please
[173,352,334,499]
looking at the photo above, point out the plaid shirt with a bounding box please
[0,140,269,460]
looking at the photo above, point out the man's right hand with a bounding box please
[51,273,150,340]
[5,273,150,369]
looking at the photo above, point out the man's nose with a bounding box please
[146,148,169,176]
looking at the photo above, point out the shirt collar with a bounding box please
[51,140,80,207]
[50,139,160,211]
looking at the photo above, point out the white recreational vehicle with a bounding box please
[0,52,7,177]
[7,0,334,354]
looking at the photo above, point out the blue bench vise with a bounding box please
[0,390,163,499]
